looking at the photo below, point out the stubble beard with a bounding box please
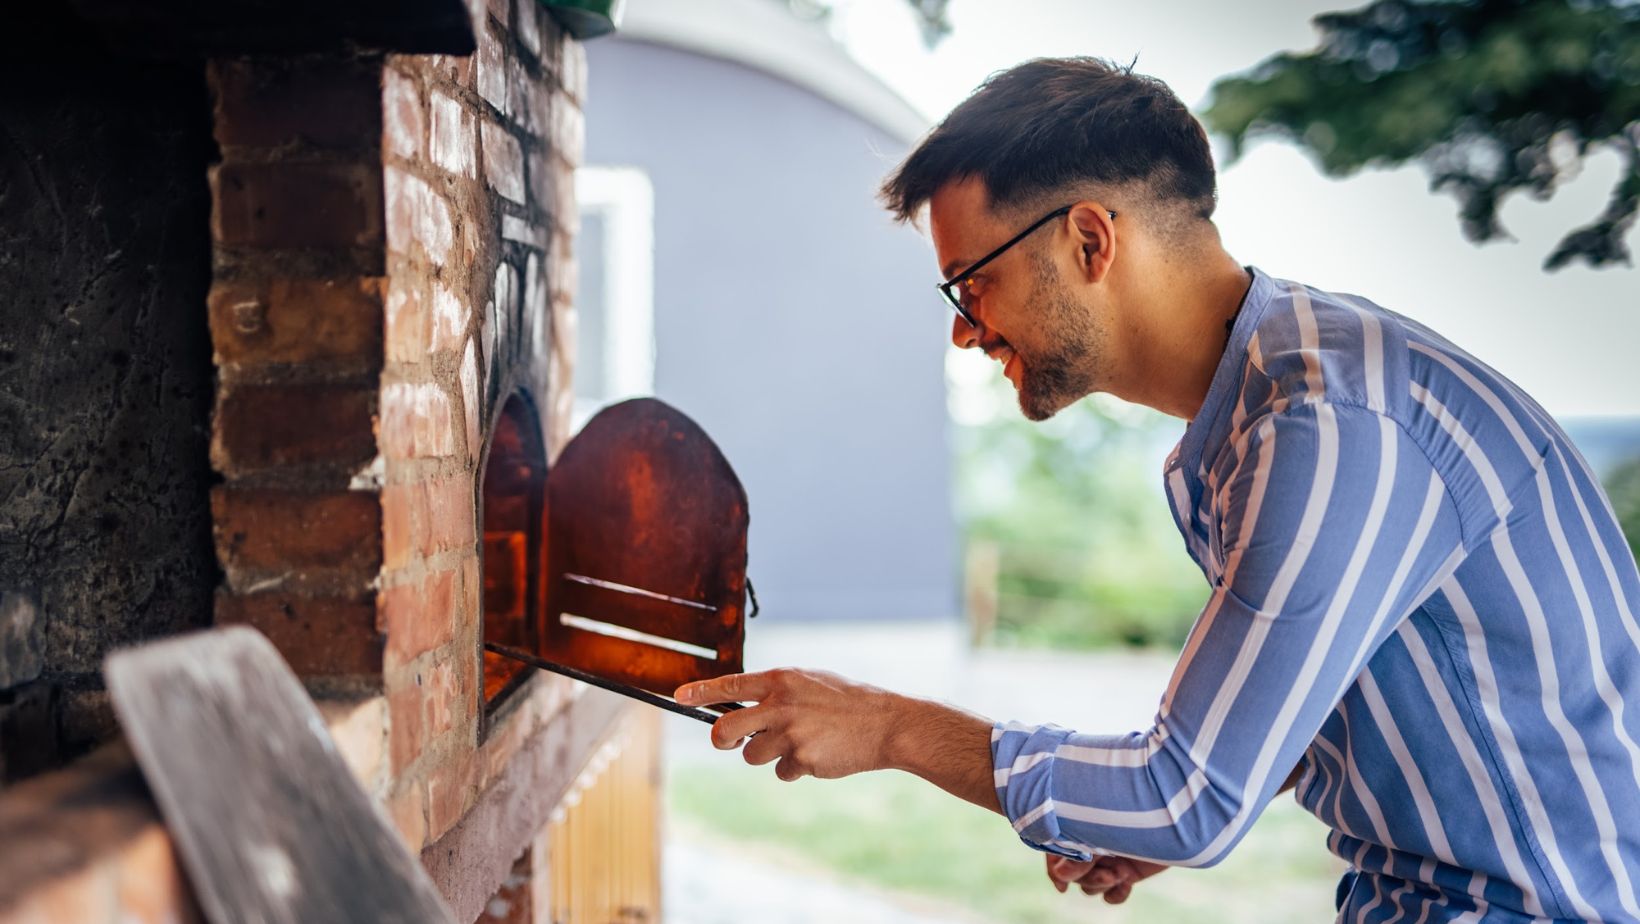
[1016,263,1102,421]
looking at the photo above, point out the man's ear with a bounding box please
[1068,202,1116,283]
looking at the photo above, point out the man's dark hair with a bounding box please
[880,57,1218,231]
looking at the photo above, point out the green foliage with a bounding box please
[957,386,1208,650]
[903,0,952,47]
[1605,456,1640,562]
[1205,0,1640,271]
[671,762,1342,923]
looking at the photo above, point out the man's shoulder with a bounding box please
[1240,278,1418,420]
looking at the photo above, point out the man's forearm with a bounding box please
[880,693,1003,815]
[879,693,1304,813]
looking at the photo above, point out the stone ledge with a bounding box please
[0,745,200,924]
[0,693,390,922]
[422,687,630,922]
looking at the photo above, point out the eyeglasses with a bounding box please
[937,205,1116,327]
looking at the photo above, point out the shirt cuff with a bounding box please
[991,721,1095,860]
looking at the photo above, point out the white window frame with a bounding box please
[573,166,656,429]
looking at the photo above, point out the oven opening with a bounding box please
[480,392,547,715]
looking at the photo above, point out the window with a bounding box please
[573,166,655,428]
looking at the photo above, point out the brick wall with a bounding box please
[375,0,585,852]
[0,3,662,920]
[207,52,390,685]
[202,0,644,917]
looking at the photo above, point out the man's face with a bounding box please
[928,179,1105,421]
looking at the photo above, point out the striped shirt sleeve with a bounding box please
[991,401,1468,866]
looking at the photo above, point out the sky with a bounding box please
[827,0,1640,418]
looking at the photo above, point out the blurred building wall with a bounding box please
[583,36,955,622]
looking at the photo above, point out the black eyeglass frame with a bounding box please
[937,204,1117,327]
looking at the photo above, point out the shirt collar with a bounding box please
[1174,265,1276,481]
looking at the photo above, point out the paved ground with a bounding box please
[661,620,1179,923]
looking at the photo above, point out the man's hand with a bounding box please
[675,668,1002,812]
[1045,854,1168,904]
[675,668,901,782]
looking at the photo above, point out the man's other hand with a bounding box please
[1045,854,1168,904]
[674,668,898,781]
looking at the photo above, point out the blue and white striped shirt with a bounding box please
[991,268,1640,922]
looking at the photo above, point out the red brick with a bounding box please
[381,568,458,669]
[547,226,576,301]
[515,0,541,57]
[387,781,429,851]
[382,482,415,571]
[427,54,475,90]
[425,739,481,838]
[501,213,548,250]
[209,277,384,370]
[429,91,476,178]
[388,683,427,774]
[561,36,587,104]
[383,66,426,160]
[213,383,376,474]
[527,149,555,222]
[216,590,383,678]
[538,13,568,76]
[381,477,475,571]
[481,121,526,204]
[549,162,576,236]
[388,657,469,775]
[386,281,430,364]
[507,57,545,136]
[523,251,546,330]
[212,161,383,249]
[549,91,583,169]
[212,487,382,578]
[476,24,507,111]
[211,57,382,150]
[381,382,458,459]
[460,341,481,464]
[424,476,477,558]
[430,283,470,353]
[384,166,454,264]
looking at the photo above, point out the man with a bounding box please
[674,58,1640,922]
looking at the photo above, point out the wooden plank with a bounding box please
[105,626,454,924]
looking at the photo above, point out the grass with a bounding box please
[669,759,1345,924]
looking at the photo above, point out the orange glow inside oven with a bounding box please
[480,395,546,709]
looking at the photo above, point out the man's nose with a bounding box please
[951,312,981,349]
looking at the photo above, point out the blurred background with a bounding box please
[575,1,1640,920]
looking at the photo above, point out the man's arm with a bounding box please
[674,669,1000,812]
[677,669,1307,808]
[688,404,1466,867]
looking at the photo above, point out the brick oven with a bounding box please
[0,2,666,921]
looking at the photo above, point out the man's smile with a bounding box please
[985,342,1021,385]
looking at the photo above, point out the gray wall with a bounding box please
[584,39,954,622]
